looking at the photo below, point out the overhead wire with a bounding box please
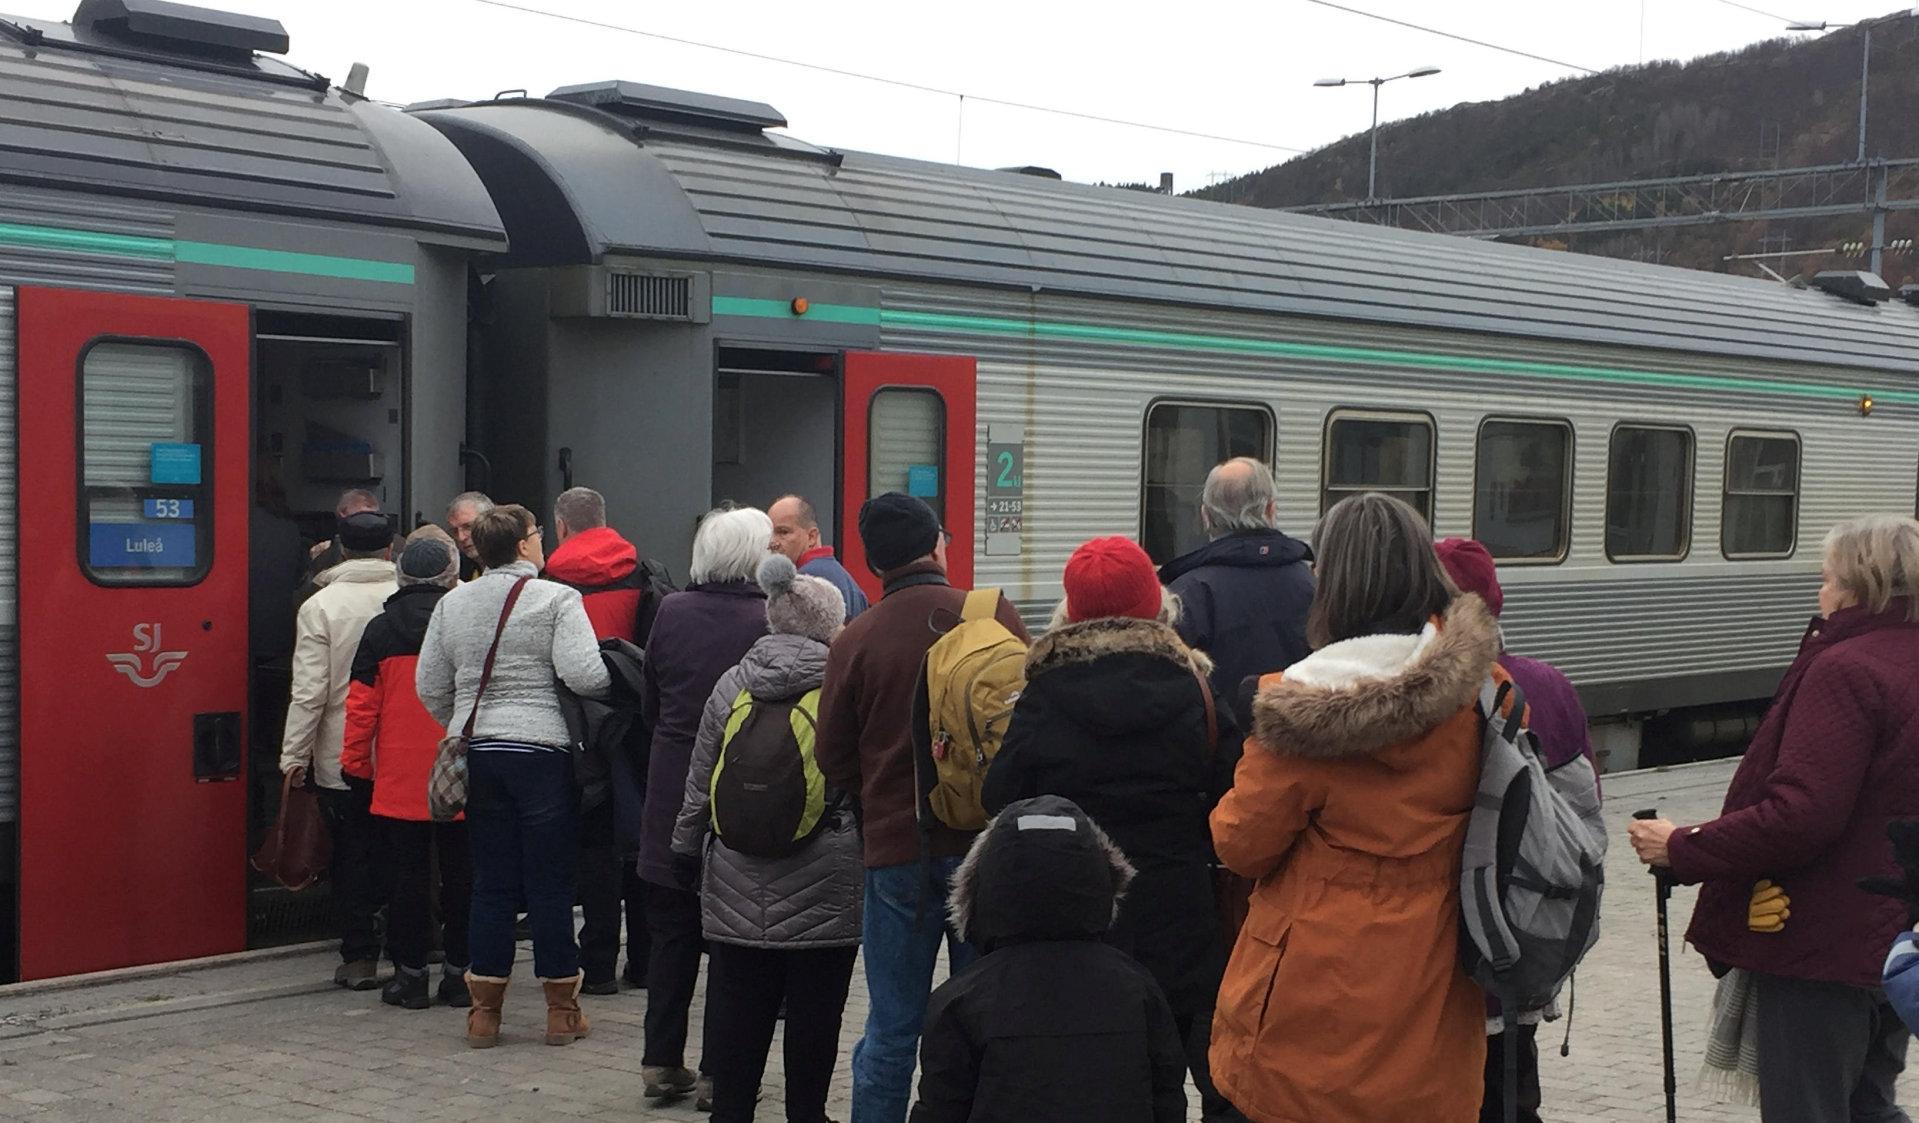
[1708,0,1796,24]
[465,0,1310,153]
[1299,0,1601,74]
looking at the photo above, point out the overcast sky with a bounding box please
[10,0,1905,188]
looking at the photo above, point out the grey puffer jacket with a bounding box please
[672,633,862,948]
[417,560,612,747]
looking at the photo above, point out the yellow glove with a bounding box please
[1748,879,1790,933]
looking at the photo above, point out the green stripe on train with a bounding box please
[713,295,1911,405]
[0,221,414,285]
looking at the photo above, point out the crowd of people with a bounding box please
[268,457,1919,1123]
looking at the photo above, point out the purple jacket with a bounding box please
[1499,653,1597,780]
[637,581,767,888]
[1670,603,1919,988]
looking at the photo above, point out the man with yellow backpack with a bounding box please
[816,493,1030,1123]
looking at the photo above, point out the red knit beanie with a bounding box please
[1063,536,1163,623]
[1434,538,1504,617]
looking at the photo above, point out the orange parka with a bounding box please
[1209,595,1505,1123]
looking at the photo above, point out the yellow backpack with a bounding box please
[916,588,1028,831]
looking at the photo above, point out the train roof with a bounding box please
[416,82,1919,375]
[0,3,504,248]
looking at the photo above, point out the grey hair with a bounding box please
[1048,586,1182,630]
[446,491,494,520]
[554,487,607,531]
[1823,515,1919,621]
[1201,457,1279,537]
[334,488,380,517]
[691,506,776,584]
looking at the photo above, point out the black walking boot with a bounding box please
[381,967,430,1010]
[437,965,472,1008]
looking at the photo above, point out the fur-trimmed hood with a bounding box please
[1025,615,1213,680]
[948,795,1135,950]
[1250,595,1498,760]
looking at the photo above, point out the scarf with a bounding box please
[1698,968,1761,1105]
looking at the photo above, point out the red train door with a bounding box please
[840,352,977,602]
[16,287,250,979]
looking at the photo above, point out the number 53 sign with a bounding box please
[985,424,1023,556]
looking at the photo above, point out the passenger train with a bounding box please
[3,0,1914,981]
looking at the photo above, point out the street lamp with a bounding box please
[1313,66,1442,201]
[1788,10,1919,164]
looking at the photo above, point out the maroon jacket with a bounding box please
[1670,602,1919,987]
[816,563,1031,868]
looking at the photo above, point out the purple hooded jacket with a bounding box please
[637,582,767,888]
[1671,603,1919,988]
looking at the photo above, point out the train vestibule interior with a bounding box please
[712,346,839,529]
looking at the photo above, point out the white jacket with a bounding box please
[280,557,398,790]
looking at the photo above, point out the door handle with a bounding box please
[193,712,241,782]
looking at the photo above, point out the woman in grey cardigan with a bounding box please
[417,503,611,1049]
[673,553,863,1123]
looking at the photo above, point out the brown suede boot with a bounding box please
[540,972,590,1046]
[464,973,509,1049]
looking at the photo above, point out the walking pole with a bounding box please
[1635,808,1679,1123]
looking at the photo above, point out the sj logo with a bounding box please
[106,623,189,688]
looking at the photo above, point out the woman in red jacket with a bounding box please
[1631,514,1919,1121]
[342,533,471,1011]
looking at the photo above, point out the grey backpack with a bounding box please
[1460,676,1607,1015]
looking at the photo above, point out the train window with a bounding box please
[1322,410,1434,521]
[1473,418,1572,562]
[79,340,214,585]
[1722,431,1800,559]
[1605,424,1693,561]
[869,387,946,524]
[1140,401,1275,564]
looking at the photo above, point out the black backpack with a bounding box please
[709,688,831,859]
[557,557,678,648]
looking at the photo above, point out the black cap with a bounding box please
[338,510,392,552]
[858,492,940,574]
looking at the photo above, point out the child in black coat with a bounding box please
[908,795,1188,1123]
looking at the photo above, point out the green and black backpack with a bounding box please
[708,687,831,859]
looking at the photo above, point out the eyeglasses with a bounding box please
[940,530,953,546]
[525,527,543,541]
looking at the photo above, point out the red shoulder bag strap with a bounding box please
[1189,661,1219,755]
[461,575,532,741]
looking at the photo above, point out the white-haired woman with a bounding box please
[1632,515,1919,1120]
[980,535,1243,1122]
[635,505,772,1103]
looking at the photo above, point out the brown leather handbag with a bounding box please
[1191,661,1254,950]
[251,772,332,891]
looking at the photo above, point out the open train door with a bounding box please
[840,352,977,602]
[15,287,249,979]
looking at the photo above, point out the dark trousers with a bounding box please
[319,780,384,964]
[1480,1024,1543,1123]
[643,881,713,1070]
[383,817,471,972]
[705,942,859,1123]
[1755,971,1911,1123]
[467,750,579,979]
[625,865,651,979]
[1177,1008,1249,1123]
[577,801,648,983]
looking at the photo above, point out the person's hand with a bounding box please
[1748,880,1790,933]
[670,851,701,892]
[1629,818,1678,868]
[282,762,307,787]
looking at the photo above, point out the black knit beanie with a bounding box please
[858,492,940,574]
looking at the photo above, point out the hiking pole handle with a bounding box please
[1634,807,1673,898]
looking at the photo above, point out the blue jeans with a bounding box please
[467,750,579,978]
[850,858,978,1123]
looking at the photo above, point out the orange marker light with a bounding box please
[791,297,810,316]
[1861,394,1875,416]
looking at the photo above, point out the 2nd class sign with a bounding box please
[985,424,1023,556]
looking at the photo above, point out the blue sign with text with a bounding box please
[142,498,195,520]
[89,523,196,569]
[149,443,202,485]
[907,464,939,498]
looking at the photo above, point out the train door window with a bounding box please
[1722,430,1799,559]
[870,387,946,524]
[79,340,213,585]
[1140,400,1275,564]
[1605,424,1693,561]
[1322,410,1435,521]
[1473,418,1572,562]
